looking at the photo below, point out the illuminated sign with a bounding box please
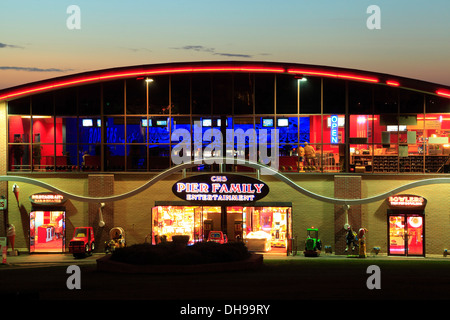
[330,115,339,144]
[172,174,269,205]
[0,198,6,210]
[30,193,67,205]
[388,194,427,210]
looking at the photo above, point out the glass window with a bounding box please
[55,87,77,116]
[9,143,30,171]
[126,78,146,114]
[103,80,124,115]
[149,145,170,170]
[127,144,147,171]
[80,144,101,170]
[400,90,423,114]
[192,74,211,114]
[349,82,373,114]
[374,86,398,114]
[78,84,101,115]
[149,76,169,115]
[426,94,450,113]
[299,77,321,114]
[32,92,53,115]
[105,145,125,171]
[8,115,31,143]
[255,74,274,114]
[276,75,297,114]
[8,97,30,115]
[234,73,254,115]
[171,75,191,114]
[212,74,232,115]
[323,78,345,114]
[126,117,146,143]
[277,116,298,144]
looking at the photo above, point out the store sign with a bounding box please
[330,115,339,144]
[172,174,269,205]
[388,194,427,210]
[29,192,66,205]
[0,198,6,210]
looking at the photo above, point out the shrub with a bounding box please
[110,241,250,265]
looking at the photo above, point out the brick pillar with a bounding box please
[334,176,361,255]
[88,174,114,252]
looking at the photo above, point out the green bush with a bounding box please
[110,241,250,265]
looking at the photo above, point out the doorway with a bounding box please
[388,212,425,256]
[151,204,292,253]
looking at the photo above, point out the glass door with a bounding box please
[388,213,424,256]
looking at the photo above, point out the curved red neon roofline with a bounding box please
[287,68,379,83]
[0,62,449,101]
[437,90,450,98]
[0,65,286,101]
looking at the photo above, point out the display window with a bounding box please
[30,210,65,253]
[388,213,424,256]
[151,205,292,253]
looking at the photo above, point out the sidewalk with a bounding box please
[2,250,449,269]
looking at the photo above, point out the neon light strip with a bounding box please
[437,90,450,98]
[287,68,379,83]
[0,65,286,101]
[386,80,400,86]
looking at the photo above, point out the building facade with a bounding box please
[0,61,449,256]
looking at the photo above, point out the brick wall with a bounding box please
[88,174,114,251]
[334,175,362,255]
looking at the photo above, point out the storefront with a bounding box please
[387,194,426,256]
[0,61,449,256]
[151,173,292,253]
[29,192,66,253]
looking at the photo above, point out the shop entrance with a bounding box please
[388,213,425,256]
[30,210,66,253]
[151,203,292,253]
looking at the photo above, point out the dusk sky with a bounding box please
[1,0,449,90]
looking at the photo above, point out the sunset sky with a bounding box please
[1,0,449,90]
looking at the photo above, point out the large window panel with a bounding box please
[126,78,147,114]
[8,97,30,115]
[374,86,398,114]
[276,75,297,114]
[149,145,170,170]
[212,74,232,115]
[171,75,191,114]
[348,82,373,114]
[55,87,77,116]
[255,74,274,114]
[105,144,125,171]
[78,84,101,115]
[323,78,346,114]
[148,76,170,115]
[192,74,212,114]
[32,92,54,115]
[234,73,254,115]
[299,77,321,114]
[103,80,125,115]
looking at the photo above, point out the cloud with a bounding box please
[0,42,24,49]
[171,45,252,58]
[0,66,72,72]
[121,47,152,53]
